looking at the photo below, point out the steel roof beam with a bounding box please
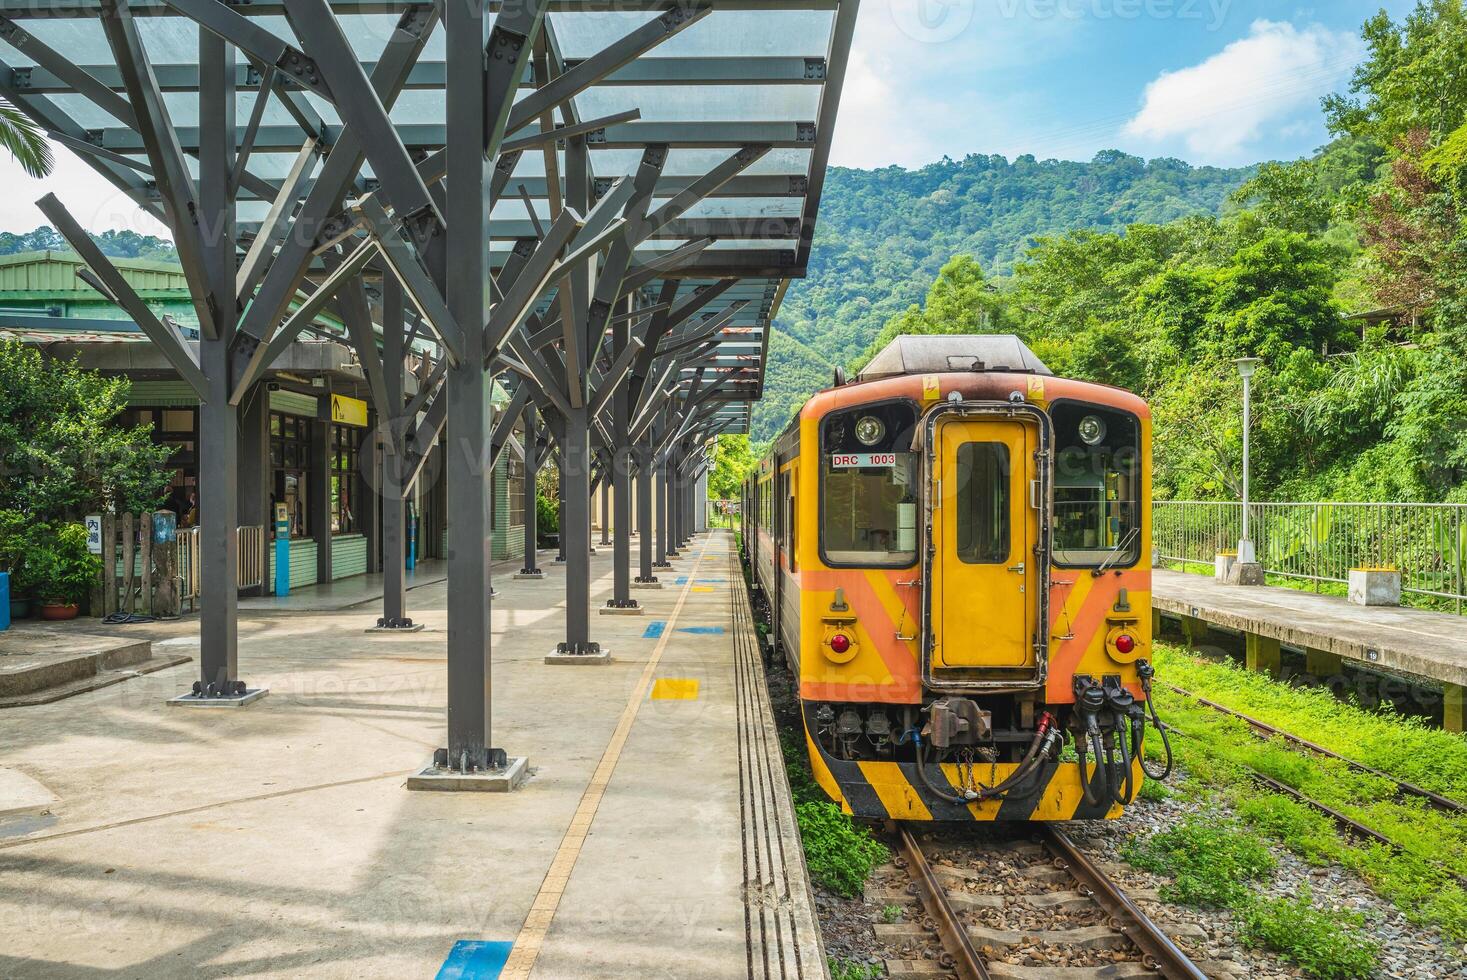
[88,121,818,153]
[229,3,439,404]
[36,192,208,399]
[504,4,709,133]
[15,56,824,94]
[99,0,218,337]
[0,0,839,14]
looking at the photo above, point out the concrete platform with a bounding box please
[0,530,822,979]
[0,626,188,708]
[1153,568,1467,686]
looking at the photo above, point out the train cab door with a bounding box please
[926,407,1047,678]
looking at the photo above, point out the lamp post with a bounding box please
[1234,357,1262,565]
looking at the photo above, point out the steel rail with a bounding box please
[895,824,990,980]
[1167,684,1465,815]
[1037,825,1208,980]
[1164,726,1467,888]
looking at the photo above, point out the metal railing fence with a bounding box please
[176,525,264,611]
[1153,501,1467,611]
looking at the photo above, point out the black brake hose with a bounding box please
[1076,731,1097,806]
[1114,713,1135,805]
[1088,730,1110,805]
[1140,692,1174,780]
[1136,663,1175,781]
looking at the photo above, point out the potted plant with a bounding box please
[31,523,100,621]
[0,509,37,619]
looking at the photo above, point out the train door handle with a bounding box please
[1008,563,1026,574]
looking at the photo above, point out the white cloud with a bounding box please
[0,143,171,237]
[830,0,1074,168]
[1124,19,1362,162]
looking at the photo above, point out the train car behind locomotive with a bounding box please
[743,335,1171,822]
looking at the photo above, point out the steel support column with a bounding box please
[192,29,248,699]
[600,479,610,546]
[607,301,635,609]
[433,0,523,775]
[520,404,541,576]
[378,276,410,628]
[559,407,596,653]
[657,449,675,565]
[635,442,656,583]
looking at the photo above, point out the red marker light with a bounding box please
[1115,634,1136,655]
[830,633,851,654]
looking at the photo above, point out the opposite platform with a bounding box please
[0,530,823,979]
[1153,568,1467,689]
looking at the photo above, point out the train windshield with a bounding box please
[1051,402,1142,567]
[820,401,920,567]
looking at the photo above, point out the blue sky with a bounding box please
[831,0,1418,170]
[0,1,1417,233]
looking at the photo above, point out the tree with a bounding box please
[707,434,760,503]
[0,98,51,179]
[0,340,173,519]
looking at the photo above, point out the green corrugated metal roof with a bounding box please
[0,250,190,296]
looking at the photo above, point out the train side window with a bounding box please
[955,442,1010,564]
[787,477,797,573]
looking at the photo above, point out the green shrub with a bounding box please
[1122,816,1274,907]
[28,523,100,604]
[796,800,888,897]
[1237,888,1379,980]
[536,493,558,536]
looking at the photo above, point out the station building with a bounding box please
[0,249,528,594]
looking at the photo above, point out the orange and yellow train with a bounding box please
[743,335,1169,822]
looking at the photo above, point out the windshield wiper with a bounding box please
[1093,526,1141,577]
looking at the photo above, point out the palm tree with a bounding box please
[0,96,52,178]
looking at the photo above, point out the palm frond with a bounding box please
[0,96,53,179]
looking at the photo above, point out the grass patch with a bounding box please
[1154,644,1467,801]
[797,800,889,897]
[1122,816,1274,907]
[1237,888,1380,980]
[1125,817,1381,979]
[828,957,883,980]
[1144,645,1467,940]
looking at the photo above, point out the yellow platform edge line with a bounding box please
[500,535,712,979]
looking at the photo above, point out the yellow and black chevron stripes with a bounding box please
[804,710,1135,822]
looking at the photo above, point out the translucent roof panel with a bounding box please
[0,0,858,432]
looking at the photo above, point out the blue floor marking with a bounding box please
[643,621,666,638]
[678,626,725,635]
[674,577,727,585]
[435,940,512,979]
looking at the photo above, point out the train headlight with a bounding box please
[1078,415,1107,446]
[854,415,885,446]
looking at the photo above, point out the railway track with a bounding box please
[874,824,1209,980]
[1162,685,1467,888]
[1165,684,1465,815]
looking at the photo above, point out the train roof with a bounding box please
[856,335,1053,382]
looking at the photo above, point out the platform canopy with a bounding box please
[0,0,855,433]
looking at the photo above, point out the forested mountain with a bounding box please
[756,153,1254,440]
[735,0,1467,505]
